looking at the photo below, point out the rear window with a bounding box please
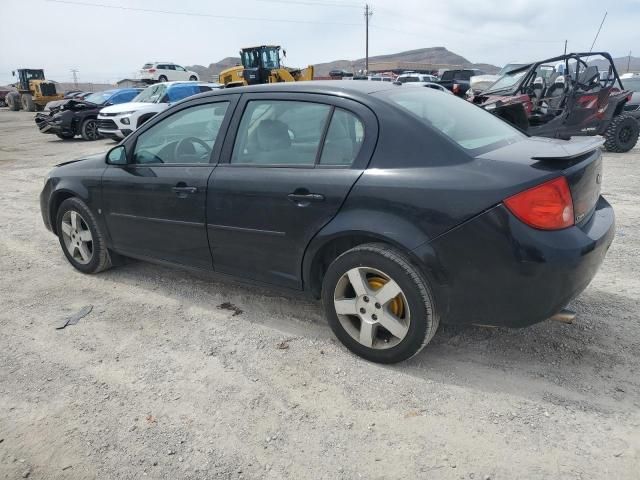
[142,63,153,69]
[377,88,524,153]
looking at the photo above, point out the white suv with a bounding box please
[396,73,438,83]
[140,62,200,83]
[97,82,221,140]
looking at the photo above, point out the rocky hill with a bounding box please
[187,47,499,80]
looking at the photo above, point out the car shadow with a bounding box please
[99,260,638,412]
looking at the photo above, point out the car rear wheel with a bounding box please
[321,243,439,363]
[80,118,100,141]
[56,198,111,274]
[158,75,168,82]
[604,114,639,153]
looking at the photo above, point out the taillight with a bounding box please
[148,68,156,73]
[504,176,574,230]
[453,83,460,94]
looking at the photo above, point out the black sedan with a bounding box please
[40,81,615,363]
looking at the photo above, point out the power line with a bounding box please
[255,0,361,7]
[44,0,361,26]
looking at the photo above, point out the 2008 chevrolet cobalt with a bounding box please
[40,81,615,363]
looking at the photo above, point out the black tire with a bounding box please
[21,93,36,112]
[189,75,198,81]
[158,75,168,82]
[7,92,20,111]
[603,114,639,153]
[80,118,101,141]
[56,132,75,140]
[321,243,439,363]
[56,197,112,274]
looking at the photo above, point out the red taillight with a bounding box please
[504,176,574,230]
[453,83,460,94]
[148,68,156,73]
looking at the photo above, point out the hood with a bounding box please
[469,74,499,92]
[54,98,102,113]
[56,152,107,168]
[100,101,154,114]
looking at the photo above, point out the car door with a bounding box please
[207,93,378,289]
[101,94,238,268]
[174,65,189,80]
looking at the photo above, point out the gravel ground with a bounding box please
[0,109,638,480]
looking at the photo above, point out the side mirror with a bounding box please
[106,145,127,165]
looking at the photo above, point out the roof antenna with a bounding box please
[589,11,607,53]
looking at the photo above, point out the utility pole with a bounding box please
[627,50,632,72]
[364,4,372,73]
[70,69,79,88]
[564,40,567,55]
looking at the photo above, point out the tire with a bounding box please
[56,197,112,274]
[158,75,168,82]
[189,75,198,81]
[7,92,20,111]
[80,118,101,141]
[603,114,639,153]
[321,243,439,363]
[56,132,75,140]
[21,93,36,112]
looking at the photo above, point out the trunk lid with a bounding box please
[478,136,604,226]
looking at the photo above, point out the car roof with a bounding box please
[200,80,399,98]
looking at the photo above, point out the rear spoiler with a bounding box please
[531,136,605,160]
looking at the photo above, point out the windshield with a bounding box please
[132,83,168,103]
[241,49,261,69]
[377,88,523,153]
[83,91,113,105]
[498,63,528,75]
[485,69,528,92]
[623,78,640,92]
[261,48,280,69]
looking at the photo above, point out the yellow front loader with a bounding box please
[219,46,314,88]
[6,69,63,112]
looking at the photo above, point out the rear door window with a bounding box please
[231,100,331,166]
[319,109,364,166]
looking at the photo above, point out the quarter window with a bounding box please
[133,102,229,165]
[231,100,331,166]
[319,109,364,166]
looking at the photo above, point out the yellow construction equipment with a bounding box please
[219,46,314,88]
[6,69,63,112]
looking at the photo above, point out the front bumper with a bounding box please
[415,196,615,327]
[35,111,74,136]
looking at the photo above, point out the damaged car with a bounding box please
[469,52,639,153]
[35,88,142,140]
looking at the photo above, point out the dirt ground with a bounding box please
[0,109,638,480]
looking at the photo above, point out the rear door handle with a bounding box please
[172,185,198,196]
[287,193,325,203]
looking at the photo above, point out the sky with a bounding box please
[2,0,640,85]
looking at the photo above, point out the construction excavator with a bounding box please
[219,45,314,88]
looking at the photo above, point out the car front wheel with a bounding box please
[321,243,439,363]
[56,198,111,274]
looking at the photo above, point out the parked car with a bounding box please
[437,69,482,96]
[621,76,640,122]
[469,52,639,152]
[35,88,143,140]
[40,81,614,364]
[399,82,453,93]
[97,82,221,140]
[0,88,11,107]
[329,70,354,78]
[140,62,200,83]
[396,73,438,83]
[44,92,93,113]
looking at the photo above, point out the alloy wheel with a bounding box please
[333,267,410,349]
[85,120,99,140]
[60,210,93,265]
